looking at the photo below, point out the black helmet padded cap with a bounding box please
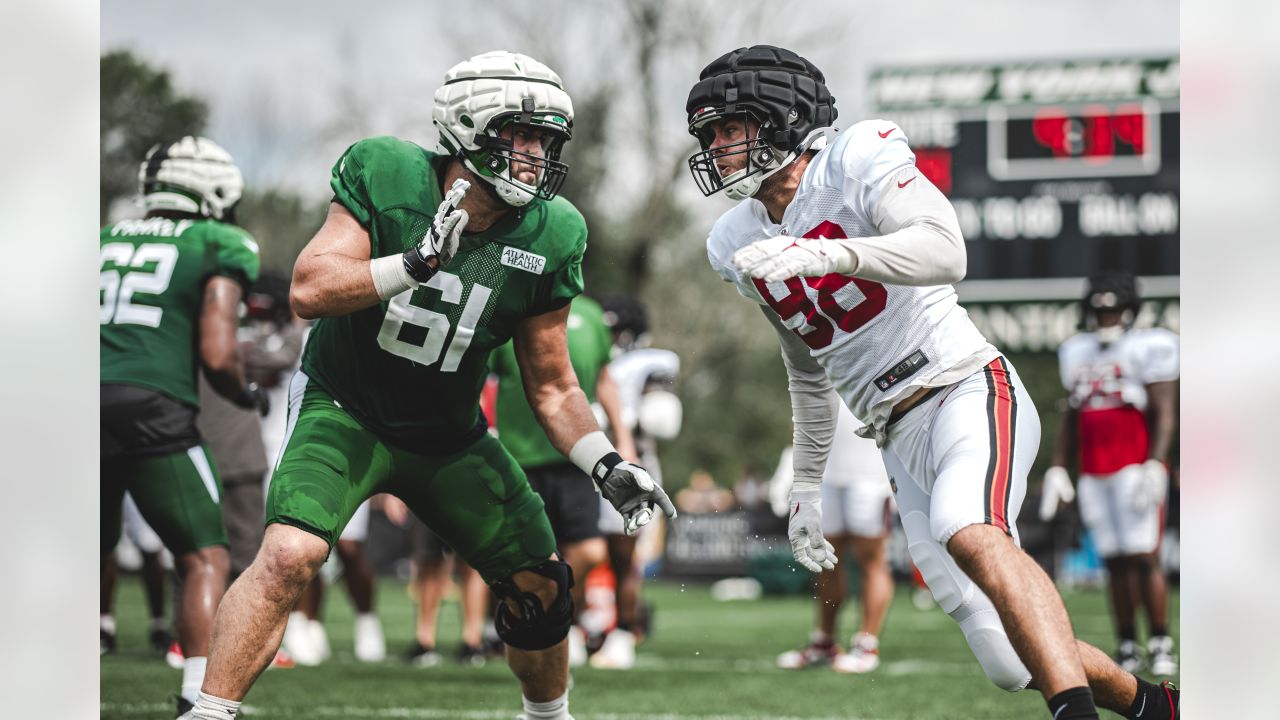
[686,45,837,151]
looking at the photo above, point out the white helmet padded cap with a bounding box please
[432,51,574,207]
[138,136,244,221]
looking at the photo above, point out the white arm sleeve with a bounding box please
[761,306,838,492]
[827,168,967,286]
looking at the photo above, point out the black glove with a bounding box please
[234,382,270,417]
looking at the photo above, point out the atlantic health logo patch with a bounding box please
[500,247,547,274]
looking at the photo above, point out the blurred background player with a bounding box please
[101,493,174,657]
[101,136,267,715]
[1041,272,1180,676]
[489,294,634,668]
[169,272,304,670]
[771,402,895,674]
[590,296,682,669]
[382,494,491,668]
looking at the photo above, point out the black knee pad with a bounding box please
[490,559,575,651]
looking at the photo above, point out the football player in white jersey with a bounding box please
[1041,272,1179,677]
[771,402,894,674]
[687,45,1178,719]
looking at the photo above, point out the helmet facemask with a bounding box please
[688,109,788,200]
[454,109,570,207]
[432,51,574,208]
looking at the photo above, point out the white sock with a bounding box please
[189,691,240,719]
[522,690,570,720]
[100,615,116,635]
[181,657,208,704]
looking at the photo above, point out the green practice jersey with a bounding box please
[100,217,261,408]
[303,136,587,454]
[491,295,613,468]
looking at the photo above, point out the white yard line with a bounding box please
[102,702,883,720]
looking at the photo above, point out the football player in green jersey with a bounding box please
[183,52,675,720]
[101,136,267,715]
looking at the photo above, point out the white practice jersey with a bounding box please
[707,120,996,435]
[1057,327,1179,474]
[1058,328,1179,413]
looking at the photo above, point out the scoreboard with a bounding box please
[869,58,1179,291]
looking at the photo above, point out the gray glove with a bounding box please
[788,488,837,573]
[596,456,677,535]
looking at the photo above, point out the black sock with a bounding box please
[1118,625,1137,644]
[1126,678,1175,719]
[1048,687,1100,719]
[1150,625,1168,638]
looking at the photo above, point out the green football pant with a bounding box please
[102,445,229,555]
[266,376,556,583]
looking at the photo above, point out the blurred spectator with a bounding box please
[382,495,490,668]
[100,493,174,657]
[676,470,734,514]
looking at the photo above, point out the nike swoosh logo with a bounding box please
[1135,694,1147,716]
[898,176,916,189]
[878,128,895,138]
[791,503,801,518]
[1053,706,1067,720]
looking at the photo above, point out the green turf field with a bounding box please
[101,576,1178,719]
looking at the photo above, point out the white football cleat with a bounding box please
[1115,639,1143,673]
[590,628,636,670]
[282,612,323,666]
[776,631,839,670]
[354,614,386,662]
[567,625,588,668]
[832,632,881,674]
[1148,635,1178,676]
[309,619,331,662]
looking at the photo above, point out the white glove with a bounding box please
[1133,459,1169,512]
[403,178,470,280]
[787,488,837,573]
[1038,465,1075,521]
[732,235,853,282]
[598,460,678,535]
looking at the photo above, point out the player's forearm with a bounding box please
[763,307,837,489]
[530,383,603,458]
[290,252,385,319]
[200,277,251,402]
[1146,404,1177,465]
[1145,381,1178,464]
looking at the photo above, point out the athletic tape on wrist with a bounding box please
[370,254,419,301]
[569,431,620,487]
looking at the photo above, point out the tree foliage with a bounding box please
[100,50,208,223]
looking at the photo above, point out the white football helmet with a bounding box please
[432,51,573,207]
[138,136,244,222]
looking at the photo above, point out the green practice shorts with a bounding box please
[267,375,555,583]
[101,445,228,555]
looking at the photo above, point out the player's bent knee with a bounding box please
[490,559,575,651]
[954,603,1032,692]
[256,525,329,588]
[904,511,970,613]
